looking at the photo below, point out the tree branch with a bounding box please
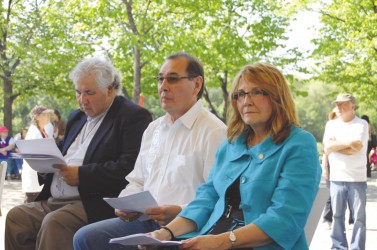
[10,57,20,72]
[317,10,346,23]
[141,0,152,34]
[202,86,221,121]
[122,0,139,36]
[140,60,148,69]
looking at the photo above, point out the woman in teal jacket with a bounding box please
[142,62,321,250]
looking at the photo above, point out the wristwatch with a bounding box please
[229,230,236,249]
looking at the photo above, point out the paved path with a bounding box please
[0,180,24,249]
[310,172,377,250]
[1,173,377,249]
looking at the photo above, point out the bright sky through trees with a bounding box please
[285,10,321,78]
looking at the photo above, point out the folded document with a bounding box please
[104,191,158,221]
[110,233,181,246]
[12,138,65,173]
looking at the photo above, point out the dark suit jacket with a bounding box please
[36,96,152,223]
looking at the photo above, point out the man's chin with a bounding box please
[83,110,94,117]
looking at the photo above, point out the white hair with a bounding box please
[69,56,122,94]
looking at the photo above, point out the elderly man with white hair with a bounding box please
[5,56,152,250]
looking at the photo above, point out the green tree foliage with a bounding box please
[106,0,297,120]
[0,0,93,133]
[2,0,306,132]
[309,0,377,102]
[294,80,337,141]
[294,79,377,142]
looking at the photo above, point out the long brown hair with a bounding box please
[227,62,300,144]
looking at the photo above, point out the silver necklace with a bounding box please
[80,117,102,144]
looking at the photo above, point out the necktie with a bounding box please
[1,141,4,148]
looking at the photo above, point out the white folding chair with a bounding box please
[0,161,8,216]
[304,186,329,245]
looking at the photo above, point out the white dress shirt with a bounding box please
[119,100,227,207]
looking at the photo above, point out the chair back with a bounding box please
[304,185,329,246]
[0,161,8,216]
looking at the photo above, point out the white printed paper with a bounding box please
[110,233,181,246]
[104,191,158,221]
[13,138,65,173]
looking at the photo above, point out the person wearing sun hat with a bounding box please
[332,93,356,104]
[323,93,368,250]
[0,125,15,180]
[21,105,54,202]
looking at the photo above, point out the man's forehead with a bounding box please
[335,101,351,105]
[159,58,188,74]
[75,78,98,90]
[75,85,96,91]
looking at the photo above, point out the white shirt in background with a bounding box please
[22,125,45,193]
[324,116,369,182]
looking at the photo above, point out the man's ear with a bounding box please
[107,85,114,95]
[194,76,203,95]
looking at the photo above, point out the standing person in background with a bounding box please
[322,109,338,228]
[322,109,354,228]
[323,93,368,250]
[22,106,53,203]
[370,147,377,171]
[5,56,152,250]
[13,128,28,180]
[53,109,67,142]
[321,108,337,181]
[0,126,15,180]
[361,115,376,177]
[44,121,54,138]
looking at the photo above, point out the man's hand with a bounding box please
[138,229,171,250]
[349,140,362,151]
[338,140,363,155]
[115,209,141,222]
[181,235,229,250]
[53,164,79,186]
[325,139,363,155]
[145,205,182,226]
[322,168,329,180]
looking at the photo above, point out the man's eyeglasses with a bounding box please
[156,75,197,84]
[232,89,269,101]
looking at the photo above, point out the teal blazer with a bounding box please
[179,126,321,250]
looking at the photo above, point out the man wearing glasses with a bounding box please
[73,52,227,250]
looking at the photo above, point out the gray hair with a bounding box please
[69,56,122,94]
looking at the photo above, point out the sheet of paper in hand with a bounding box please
[104,190,158,221]
[12,138,65,173]
[109,233,181,246]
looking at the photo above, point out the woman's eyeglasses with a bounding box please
[232,89,269,101]
[156,75,197,84]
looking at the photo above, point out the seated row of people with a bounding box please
[5,52,321,250]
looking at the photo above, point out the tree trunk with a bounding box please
[220,69,229,122]
[202,86,221,121]
[133,46,141,104]
[123,0,141,104]
[2,76,13,134]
